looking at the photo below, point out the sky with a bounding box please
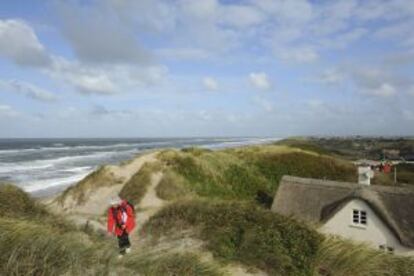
[0,0,413,138]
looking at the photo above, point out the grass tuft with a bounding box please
[123,252,223,276]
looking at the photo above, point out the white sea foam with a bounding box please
[1,137,281,194]
[0,151,122,174]
[23,171,93,193]
[0,141,172,155]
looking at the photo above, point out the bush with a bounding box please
[0,184,47,218]
[144,200,323,275]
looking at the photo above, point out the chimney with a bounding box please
[358,166,374,185]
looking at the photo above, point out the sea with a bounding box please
[0,137,279,196]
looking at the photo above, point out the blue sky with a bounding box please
[0,0,413,138]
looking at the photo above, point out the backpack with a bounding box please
[111,201,135,227]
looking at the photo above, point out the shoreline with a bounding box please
[31,139,280,200]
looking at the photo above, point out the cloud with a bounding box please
[277,46,319,63]
[0,105,19,117]
[0,19,51,67]
[47,57,169,95]
[249,72,271,90]
[57,2,152,65]
[156,48,211,60]
[311,68,345,85]
[364,83,397,97]
[403,109,414,121]
[0,79,57,102]
[202,77,218,91]
[253,96,274,112]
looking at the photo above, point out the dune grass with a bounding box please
[58,166,123,205]
[0,217,118,276]
[157,145,356,204]
[156,168,191,200]
[119,161,163,204]
[315,237,414,276]
[144,200,323,276]
[123,251,223,276]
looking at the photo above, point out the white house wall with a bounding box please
[320,199,413,256]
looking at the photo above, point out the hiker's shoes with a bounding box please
[125,248,131,254]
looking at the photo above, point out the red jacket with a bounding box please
[107,200,136,236]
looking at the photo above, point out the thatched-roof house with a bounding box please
[272,176,414,255]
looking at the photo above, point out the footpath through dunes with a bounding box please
[45,151,158,230]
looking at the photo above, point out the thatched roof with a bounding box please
[272,175,414,248]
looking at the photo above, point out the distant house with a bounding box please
[271,176,414,256]
[382,149,401,160]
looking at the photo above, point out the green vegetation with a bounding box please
[144,200,323,275]
[123,252,222,276]
[119,161,163,204]
[0,184,121,275]
[276,137,414,161]
[157,145,356,203]
[316,237,414,276]
[156,169,191,200]
[3,140,413,275]
[372,163,414,185]
[0,184,48,218]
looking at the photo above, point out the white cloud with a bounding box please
[48,57,169,95]
[364,83,397,97]
[312,69,345,85]
[0,105,19,117]
[156,48,211,60]
[249,72,271,90]
[276,46,319,63]
[0,79,57,102]
[57,2,152,65]
[202,77,218,91]
[0,19,51,66]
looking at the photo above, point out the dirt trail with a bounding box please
[134,171,165,235]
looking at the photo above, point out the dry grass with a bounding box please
[57,166,122,205]
[315,237,414,276]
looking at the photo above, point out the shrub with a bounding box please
[144,200,323,275]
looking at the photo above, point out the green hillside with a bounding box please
[2,143,413,275]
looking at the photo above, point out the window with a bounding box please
[352,209,367,225]
[379,245,394,254]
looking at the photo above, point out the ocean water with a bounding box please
[0,137,279,195]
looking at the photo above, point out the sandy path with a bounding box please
[134,172,165,234]
[108,152,158,185]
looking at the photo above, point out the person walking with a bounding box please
[107,196,136,257]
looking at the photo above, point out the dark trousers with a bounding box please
[117,231,131,254]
